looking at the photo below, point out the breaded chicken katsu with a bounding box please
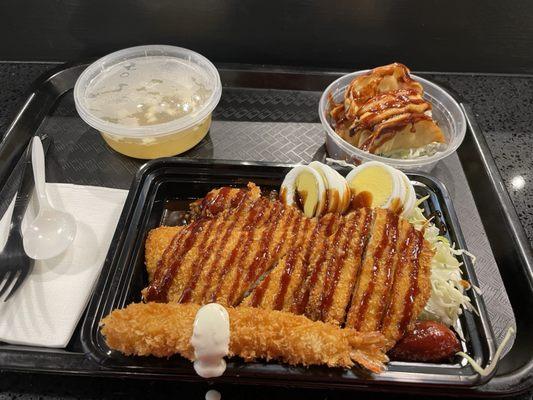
[142,183,433,346]
[102,182,435,373]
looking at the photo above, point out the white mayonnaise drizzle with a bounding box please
[191,303,230,378]
[205,389,222,400]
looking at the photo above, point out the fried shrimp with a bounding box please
[101,302,389,373]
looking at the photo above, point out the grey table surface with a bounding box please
[0,62,531,400]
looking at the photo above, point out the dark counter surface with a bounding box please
[2,371,529,400]
[0,62,532,399]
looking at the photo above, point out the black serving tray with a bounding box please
[80,158,495,389]
[0,63,531,396]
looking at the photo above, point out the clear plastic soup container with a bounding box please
[74,45,221,159]
[318,71,466,172]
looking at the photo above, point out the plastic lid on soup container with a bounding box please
[74,45,222,138]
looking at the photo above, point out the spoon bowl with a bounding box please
[22,137,77,260]
[23,208,76,260]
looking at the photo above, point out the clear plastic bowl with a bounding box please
[318,70,466,172]
[74,45,221,159]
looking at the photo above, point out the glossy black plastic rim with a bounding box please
[80,158,495,388]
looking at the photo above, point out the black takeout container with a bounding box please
[80,158,496,389]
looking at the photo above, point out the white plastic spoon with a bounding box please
[23,137,77,260]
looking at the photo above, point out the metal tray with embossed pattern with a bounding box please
[0,63,530,396]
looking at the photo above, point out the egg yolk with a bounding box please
[296,171,319,218]
[348,166,394,208]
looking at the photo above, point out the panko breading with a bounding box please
[142,184,434,346]
[101,302,389,373]
[379,226,434,343]
[189,183,262,219]
[345,210,400,332]
[145,184,262,283]
[145,226,181,281]
[143,182,322,305]
[244,209,372,326]
[143,197,313,305]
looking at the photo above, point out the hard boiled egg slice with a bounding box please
[280,165,327,218]
[345,161,403,210]
[396,170,417,217]
[309,161,351,214]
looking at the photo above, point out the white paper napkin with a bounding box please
[0,183,128,348]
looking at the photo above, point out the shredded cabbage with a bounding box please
[379,141,448,159]
[409,201,515,375]
[457,326,516,376]
[407,197,475,327]
[324,158,515,375]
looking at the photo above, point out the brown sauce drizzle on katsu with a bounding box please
[351,191,373,209]
[143,183,434,346]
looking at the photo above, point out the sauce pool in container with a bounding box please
[74,45,221,159]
